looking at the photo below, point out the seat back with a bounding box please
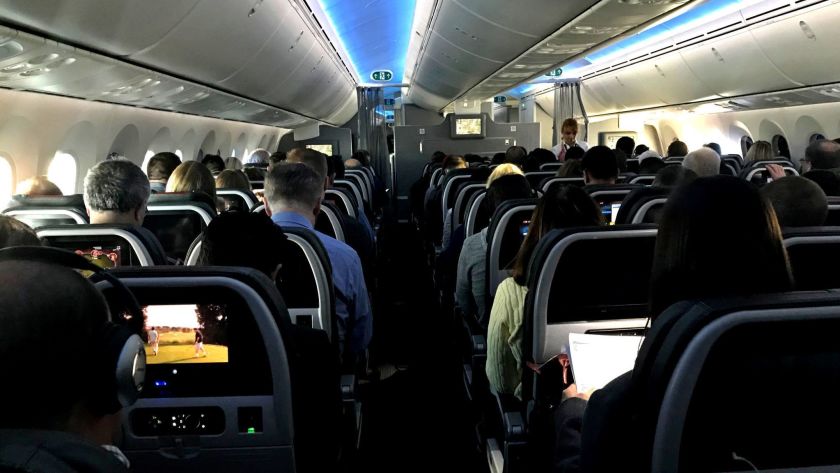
[742,164,798,186]
[217,189,258,211]
[333,180,363,212]
[102,267,296,473]
[464,191,489,237]
[441,168,491,217]
[585,184,644,224]
[614,187,671,225]
[429,167,444,188]
[523,226,657,365]
[325,189,356,219]
[2,194,88,228]
[629,175,656,186]
[315,202,346,242]
[37,224,168,266]
[540,162,562,172]
[638,293,840,473]
[783,226,840,291]
[540,177,585,194]
[144,192,217,262]
[485,199,538,301]
[345,170,372,206]
[453,183,485,228]
[827,197,840,225]
[525,172,555,190]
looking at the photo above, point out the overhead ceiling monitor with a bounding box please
[306,144,334,156]
[450,114,486,139]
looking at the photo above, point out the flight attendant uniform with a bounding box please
[552,141,589,162]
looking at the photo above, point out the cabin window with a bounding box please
[810,133,826,143]
[0,156,13,205]
[175,149,183,159]
[772,135,791,159]
[740,136,754,157]
[47,152,77,195]
[243,148,250,161]
[141,150,155,175]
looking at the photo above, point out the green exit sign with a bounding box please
[544,68,563,77]
[370,70,393,81]
[494,96,507,103]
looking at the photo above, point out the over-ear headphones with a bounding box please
[0,246,146,415]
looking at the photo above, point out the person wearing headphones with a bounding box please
[0,250,146,473]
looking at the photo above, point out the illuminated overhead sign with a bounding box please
[371,70,393,81]
[544,68,563,77]
[493,96,507,103]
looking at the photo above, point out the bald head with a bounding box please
[0,260,110,430]
[682,148,720,177]
[345,158,362,170]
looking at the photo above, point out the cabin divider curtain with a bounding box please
[356,87,386,178]
[552,80,589,145]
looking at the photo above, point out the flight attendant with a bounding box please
[552,118,589,161]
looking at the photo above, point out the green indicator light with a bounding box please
[247,427,256,434]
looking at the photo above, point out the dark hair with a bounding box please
[653,165,696,188]
[529,148,556,166]
[351,150,371,168]
[198,212,287,277]
[760,176,828,227]
[806,139,840,169]
[565,146,585,162]
[523,155,541,173]
[330,155,345,179]
[0,215,40,248]
[512,185,602,284]
[704,142,722,156]
[667,140,689,158]
[650,176,792,318]
[616,136,635,156]
[432,151,447,164]
[486,174,531,215]
[146,152,181,181]
[504,146,528,167]
[464,154,483,165]
[201,154,226,175]
[803,169,840,196]
[268,151,286,168]
[0,261,110,429]
[634,144,650,156]
[442,155,466,171]
[557,159,583,178]
[491,152,506,165]
[581,145,619,181]
[639,157,666,175]
[614,149,628,173]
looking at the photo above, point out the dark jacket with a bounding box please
[0,430,129,473]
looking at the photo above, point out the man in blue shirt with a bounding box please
[264,162,372,355]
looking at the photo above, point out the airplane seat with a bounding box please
[585,184,645,223]
[143,192,217,263]
[464,190,489,238]
[2,194,88,228]
[36,224,169,266]
[625,159,640,174]
[628,174,657,185]
[617,172,637,184]
[524,172,554,190]
[333,179,364,214]
[325,188,357,219]
[663,156,684,163]
[315,201,348,243]
[826,197,840,225]
[615,187,671,225]
[429,167,444,188]
[628,293,840,473]
[485,199,539,302]
[783,226,840,291]
[99,266,299,473]
[343,172,370,206]
[540,177,585,195]
[441,168,491,218]
[539,162,562,172]
[453,183,486,229]
[740,164,799,187]
[217,189,258,212]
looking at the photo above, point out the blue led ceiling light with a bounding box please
[317,0,416,85]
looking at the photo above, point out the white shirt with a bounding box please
[551,140,589,157]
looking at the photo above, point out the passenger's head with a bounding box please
[615,136,635,157]
[760,176,828,228]
[613,149,628,173]
[247,149,271,166]
[198,211,287,278]
[487,163,525,188]
[464,154,483,165]
[166,161,217,199]
[330,155,345,179]
[634,144,650,157]
[745,140,774,164]
[653,165,697,188]
[804,169,840,196]
[146,152,181,183]
[345,158,362,170]
[504,146,528,167]
[560,118,579,146]
[264,163,323,224]
[286,148,328,188]
[512,185,602,284]
[0,215,40,248]
[215,169,252,191]
[667,140,689,158]
[804,139,840,172]
[639,156,665,175]
[201,154,226,176]
[682,147,721,177]
[16,176,62,196]
[486,174,531,215]
[268,151,286,171]
[351,150,371,168]
[704,142,722,156]
[442,155,467,173]
[0,259,123,442]
[650,176,792,318]
[491,152,506,165]
[565,146,585,162]
[431,151,447,164]
[557,159,583,178]
[581,145,619,185]
[84,159,151,226]
[529,148,556,166]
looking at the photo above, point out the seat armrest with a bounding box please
[471,334,486,354]
[491,388,526,441]
[340,374,356,401]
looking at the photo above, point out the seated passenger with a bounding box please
[488,163,525,186]
[556,159,583,178]
[760,176,828,227]
[638,156,665,175]
[145,152,181,193]
[682,147,720,177]
[553,176,793,472]
[504,146,528,168]
[166,160,218,203]
[0,259,140,472]
[345,158,362,169]
[455,174,531,328]
[552,118,589,161]
[581,146,619,186]
[247,149,270,167]
[803,139,840,175]
[491,152,506,165]
[613,149,628,173]
[425,155,467,244]
[615,136,635,160]
[201,154,226,177]
[704,142,722,156]
[745,140,774,164]
[486,185,602,399]
[215,169,252,191]
[0,215,40,248]
[264,163,372,355]
[16,176,62,197]
[84,159,151,226]
[804,169,840,196]
[564,146,585,163]
[530,148,558,167]
[666,139,688,159]
[330,155,345,179]
[633,144,649,158]
[267,151,286,171]
[653,165,697,188]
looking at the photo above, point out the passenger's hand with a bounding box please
[766,164,786,181]
[562,383,595,402]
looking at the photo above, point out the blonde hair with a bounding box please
[166,161,216,199]
[745,140,774,163]
[16,176,62,196]
[487,163,524,188]
[215,169,251,191]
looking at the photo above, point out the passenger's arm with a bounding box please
[766,163,786,181]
